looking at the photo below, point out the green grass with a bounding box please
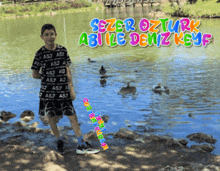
[163,0,220,18]
[0,0,93,18]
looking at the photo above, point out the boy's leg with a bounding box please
[48,116,60,138]
[68,115,82,138]
[68,114,100,154]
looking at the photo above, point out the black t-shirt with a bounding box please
[31,44,72,101]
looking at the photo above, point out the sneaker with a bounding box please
[76,141,100,154]
[57,140,65,155]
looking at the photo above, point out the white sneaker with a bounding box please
[76,142,100,154]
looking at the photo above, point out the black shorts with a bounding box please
[39,99,76,122]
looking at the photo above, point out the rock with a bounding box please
[37,146,51,154]
[173,161,191,167]
[190,162,204,170]
[12,121,28,127]
[84,131,98,141]
[102,115,109,123]
[63,126,72,131]
[158,165,185,171]
[26,127,37,133]
[0,111,16,122]
[30,122,39,128]
[44,129,52,134]
[187,132,217,144]
[203,165,220,170]
[190,144,215,153]
[42,151,64,163]
[34,128,44,134]
[165,137,184,148]
[150,135,184,148]
[20,116,34,123]
[20,110,34,118]
[114,128,139,140]
[16,127,29,133]
[177,138,188,146]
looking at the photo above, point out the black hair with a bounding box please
[41,23,57,36]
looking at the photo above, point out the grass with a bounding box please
[163,0,220,18]
[0,0,94,18]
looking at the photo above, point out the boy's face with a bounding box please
[40,29,57,46]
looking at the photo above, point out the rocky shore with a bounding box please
[1,110,220,171]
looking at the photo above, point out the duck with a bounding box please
[152,83,169,93]
[119,82,136,95]
[99,65,106,75]
[88,58,96,63]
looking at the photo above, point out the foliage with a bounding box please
[163,0,220,17]
[0,0,92,17]
[4,6,16,13]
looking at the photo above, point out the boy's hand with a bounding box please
[70,92,76,101]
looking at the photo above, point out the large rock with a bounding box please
[20,110,34,118]
[177,138,188,146]
[190,144,215,153]
[150,135,184,148]
[20,116,34,123]
[0,111,16,122]
[114,128,139,140]
[12,121,28,127]
[30,122,39,128]
[187,132,217,144]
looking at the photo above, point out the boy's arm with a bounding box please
[32,68,42,79]
[66,66,76,101]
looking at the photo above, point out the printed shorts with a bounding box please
[39,99,76,121]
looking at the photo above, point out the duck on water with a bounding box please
[119,82,136,95]
[152,83,169,93]
[88,58,96,63]
[99,65,106,75]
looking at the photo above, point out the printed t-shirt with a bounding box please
[31,44,72,101]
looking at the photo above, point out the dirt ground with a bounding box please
[1,134,220,171]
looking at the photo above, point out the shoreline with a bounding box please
[0,119,220,170]
[1,2,220,20]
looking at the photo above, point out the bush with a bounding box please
[29,5,38,12]
[58,3,69,10]
[4,6,16,14]
[51,2,59,10]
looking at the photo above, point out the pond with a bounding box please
[0,5,220,154]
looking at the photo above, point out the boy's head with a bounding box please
[40,24,57,47]
[41,23,57,36]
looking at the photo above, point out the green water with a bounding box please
[1,6,218,73]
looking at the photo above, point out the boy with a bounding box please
[31,23,100,155]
